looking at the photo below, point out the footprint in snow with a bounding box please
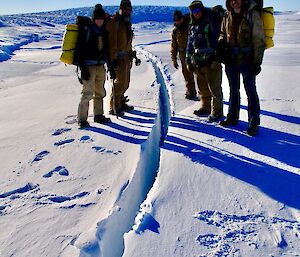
[48,192,90,203]
[32,150,50,163]
[52,128,72,136]
[0,183,39,199]
[54,139,75,147]
[92,146,122,155]
[80,135,93,143]
[194,210,300,256]
[43,166,69,178]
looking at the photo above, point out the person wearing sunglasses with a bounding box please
[171,10,197,100]
[186,0,224,122]
[106,0,135,116]
[218,0,265,136]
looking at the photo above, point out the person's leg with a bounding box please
[180,54,196,98]
[78,66,96,125]
[206,62,223,119]
[194,66,212,115]
[110,58,126,114]
[225,64,241,122]
[241,63,260,130]
[93,65,106,116]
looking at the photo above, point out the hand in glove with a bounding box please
[135,58,141,66]
[173,60,179,69]
[252,64,261,76]
[81,66,90,81]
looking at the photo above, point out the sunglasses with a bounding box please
[192,8,202,14]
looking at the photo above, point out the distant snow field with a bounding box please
[0,6,299,257]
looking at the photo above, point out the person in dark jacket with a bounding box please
[171,10,197,100]
[219,0,265,136]
[77,4,111,128]
[186,0,224,122]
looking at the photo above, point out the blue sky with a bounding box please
[0,0,299,15]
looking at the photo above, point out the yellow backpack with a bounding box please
[261,7,275,49]
[60,16,92,65]
[60,24,79,65]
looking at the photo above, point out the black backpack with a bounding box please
[73,16,92,66]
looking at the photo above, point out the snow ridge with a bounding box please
[77,49,172,257]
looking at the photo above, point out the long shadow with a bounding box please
[170,116,300,169]
[163,135,300,210]
[87,109,300,210]
[128,110,300,168]
[223,101,300,125]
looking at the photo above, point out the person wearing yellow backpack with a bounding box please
[77,4,111,128]
[218,0,265,136]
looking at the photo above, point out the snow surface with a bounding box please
[0,7,299,257]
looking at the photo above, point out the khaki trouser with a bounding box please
[110,55,132,111]
[179,51,196,97]
[195,62,223,116]
[78,65,106,122]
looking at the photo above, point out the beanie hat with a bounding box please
[120,0,132,10]
[189,0,204,11]
[92,4,106,20]
[173,10,183,21]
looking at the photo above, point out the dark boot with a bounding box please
[78,120,90,128]
[94,114,111,124]
[247,124,259,136]
[109,109,125,117]
[207,114,223,123]
[219,118,238,127]
[193,108,210,117]
[122,103,134,111]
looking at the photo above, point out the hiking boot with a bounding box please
[193,108,210,117]
[122,103,134,112]
[247,124,259,136]
[185,94,198,101]
[78,120,90,128]
[109,109,125,117]
[207,114,223,123]
[219,118,238,127]
[94,114,111,124]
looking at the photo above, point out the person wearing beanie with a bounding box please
[218,0,265,136]
[77,4,111,128]
[171,10,197,100]
[186,0,224,122]
[106,0,136,116]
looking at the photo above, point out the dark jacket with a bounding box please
[186,8,220,67]
[78,22,109,66]
[171,15,190,62]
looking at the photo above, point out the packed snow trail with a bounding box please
[77,48,173,257]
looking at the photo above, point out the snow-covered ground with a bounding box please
[0,7,299,257]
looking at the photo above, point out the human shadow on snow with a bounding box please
[87,109,300,210]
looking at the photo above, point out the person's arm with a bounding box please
[251,10,265,66]
[171,28,178,63]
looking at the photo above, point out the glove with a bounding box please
[187,64,195,73]
[135,58,141,66]
[252,64,261,76]
[173,60,179,69]
[80,66,90,81]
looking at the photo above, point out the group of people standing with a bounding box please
[76,0,265,137]
[171,0,265,136]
